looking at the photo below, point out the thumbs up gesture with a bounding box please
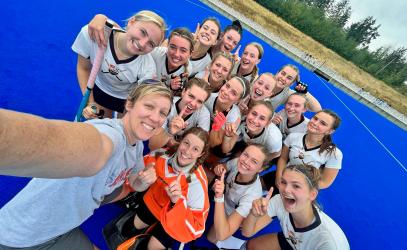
[165,174,183,204]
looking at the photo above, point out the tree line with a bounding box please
[256,0,407,94]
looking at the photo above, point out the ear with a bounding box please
[328,129,335,135]
[255,58,261,65]
[125,100,133,112]
[310,189,318,201]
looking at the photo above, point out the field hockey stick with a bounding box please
[75,20,114,122]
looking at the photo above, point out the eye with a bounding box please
[169,44,176,50]
[141,29,147,37]
[180,48,188,54]
[144,104,154,110]
[280,179,287,185]
[293,184,300,189]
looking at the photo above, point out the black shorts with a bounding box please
[136,201,178,248]
[278,231,294,250]
[93,84,126,113]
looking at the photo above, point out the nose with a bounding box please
[149,109,161,124]
[138,37,148,50]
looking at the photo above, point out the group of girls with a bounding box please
[0,9,349,250]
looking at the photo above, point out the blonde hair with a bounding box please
[278,64,300,83]
[126,81,173,108]
[248,100,274,121]
[126,10,167,44]
[211,51,235,77]
[246,42,264,81]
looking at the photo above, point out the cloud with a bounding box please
[347,0,407,50]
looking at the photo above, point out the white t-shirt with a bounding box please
[205,93,241,127]
[231,62,257,83]
[190,52,212,75]
[237,122,282,154]
[224,158,262,217]
[267,88,294,111]
[284,133,343,169]
[150,47,192,87]
[268,195,350,250]
[163,96,211,133]
[277,110,309,139]
[72,25,156,99]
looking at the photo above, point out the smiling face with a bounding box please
[275,66,298,89]
[180,85,209,116]
[237,145,265,176]
[219,29,241,53]
[167,35,192,69]
[307,112,335,136]
[246,104,273,134]
[285,95,307,119]
[251,74,276,101]
[177,133,205,166]
[209,55,233,83]
[198,20,219,47]
[279,169,317,213]
[217,77,244,105]
[125,20,163,55]
[124,94,171,142]
[240,44,260,71]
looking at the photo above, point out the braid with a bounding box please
[319,134,337,155]
[251,65,259,83]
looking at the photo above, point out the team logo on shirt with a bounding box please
[102,59,126,81]
[286,227,302,249]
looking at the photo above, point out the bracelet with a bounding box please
[214,195,224,203]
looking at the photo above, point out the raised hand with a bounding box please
[232,45,241,62]
[193,23,201,41]
[213,163,227,177]
[271,112,283,125]
[251,186,273,217]
[169,105,189,135]
[212,112,227,131]
[165,174,183,204]
[88,14,108,47]
[238,95,250,115]
[212,169,226,198]
[294,81,308,94]
[224,117,241,137]
[129,162,157,191]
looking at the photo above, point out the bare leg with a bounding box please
[247,233,281,250]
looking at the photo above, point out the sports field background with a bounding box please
[0,0,406,249]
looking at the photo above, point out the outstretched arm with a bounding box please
[0,109,112,178]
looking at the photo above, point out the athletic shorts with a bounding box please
[136,201,178,248]
[93,84,126,113]
[0,227,93,250]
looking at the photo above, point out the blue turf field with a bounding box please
[0,0,406,249]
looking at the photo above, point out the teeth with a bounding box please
[142,123,154,131]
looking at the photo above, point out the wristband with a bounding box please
[214,195,224,203]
